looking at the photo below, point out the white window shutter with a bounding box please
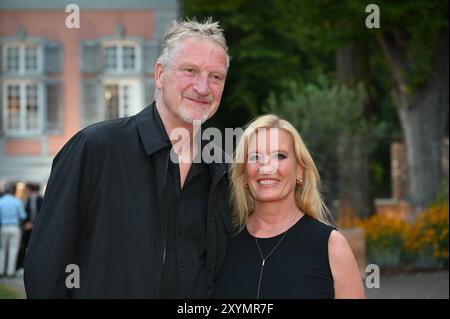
[0,44,3,73]
[46,80,63,133]
[82,79,102,127]
[81,41,101,73]
[45,42,62,73]
[0,80,6,136]
[0,44,3,135]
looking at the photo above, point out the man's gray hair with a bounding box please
[154,17,230,99]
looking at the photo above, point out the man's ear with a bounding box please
[155,62,164,89]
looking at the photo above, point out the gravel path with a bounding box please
[1,270,448,299]
[365,271,449,299]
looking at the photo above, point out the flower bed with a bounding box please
[340,203,449,271]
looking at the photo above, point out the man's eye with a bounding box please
[211,74,224,82]
[181,67,195,75]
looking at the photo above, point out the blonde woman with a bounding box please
[213,115,364,299]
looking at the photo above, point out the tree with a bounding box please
[374,1,449,212]
[335,41,376,218]
[272,0,382,218]
[184,1,448,215]
[291,0,449,213]
[267,77,386,219]
[184,0,333,130]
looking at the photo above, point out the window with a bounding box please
[3,43,43,74]
[122,45,136,71]
[1,39,62,136]
[3,81,43,135]
[103,42,139,73]
[25,45,39,72]
[6,84,20,130]
[6,47,19,72]
[103,80,141,119]
[104,46,117,71]
[81,39,147,127]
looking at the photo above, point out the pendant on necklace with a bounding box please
[257,258,265,299]
[255,231,288,299]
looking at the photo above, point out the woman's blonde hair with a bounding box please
[230,114,332,231]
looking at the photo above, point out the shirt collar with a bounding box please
[136,102,171,155]
[135,102,229,177]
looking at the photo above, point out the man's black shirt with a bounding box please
[159,151,211,298]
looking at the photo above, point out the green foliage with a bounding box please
[265,76,388,201]
[295,0,449,89]
[0,285,21,299]
[371,161,386,195]
[184,0,447,124]
[362,0,449,90]
[183,0,445,199]
[435,180,449,205]
[355,214,410,270]
[184,0,335,129]
[405,203,449,269]
[348,202,449,271]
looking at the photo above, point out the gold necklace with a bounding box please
[254,231,288,299]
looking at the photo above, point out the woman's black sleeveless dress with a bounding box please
[213,214,335,299]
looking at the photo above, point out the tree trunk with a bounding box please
[337,132,374,219]
[398,94,447,213]
[336,42,375,220]
[378,28,449,214]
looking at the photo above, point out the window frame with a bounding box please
[102,41,141,74]
[2,42,44,75]
[2,79,45,136]
[102,78,142,119]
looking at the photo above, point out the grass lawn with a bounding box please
[0,284,21,299]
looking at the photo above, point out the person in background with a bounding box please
[0,181,6,197]
[16,183,43,276]
[214,115,365,299]
[0,183,27,277]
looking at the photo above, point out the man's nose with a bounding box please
[193,74,210,96]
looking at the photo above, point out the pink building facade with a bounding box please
[0,0,179,188]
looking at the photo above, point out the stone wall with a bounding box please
[340,227,366,277]
[391,139,449,201]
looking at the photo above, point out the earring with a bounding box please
[244,181,249,188]
[296,179,303,187]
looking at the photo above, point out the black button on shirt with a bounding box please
[159,150,211,298]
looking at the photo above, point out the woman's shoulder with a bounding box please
[300,214,335,234]
[288,214,335,249]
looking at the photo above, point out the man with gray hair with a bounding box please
[25,18,232,298]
